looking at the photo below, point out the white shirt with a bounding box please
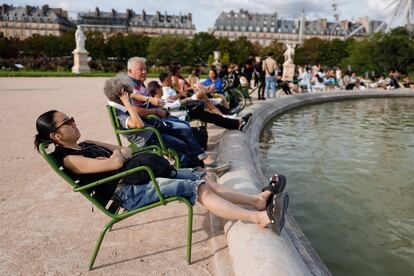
[162,86,177,100]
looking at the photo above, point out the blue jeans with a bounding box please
[265,76,277,98]
[144,117,205,167]
[115,168,206,210]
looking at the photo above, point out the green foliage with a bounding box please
[147,35,194,65]
[295,38,327,65]
[342,29,414,74]
[192,32,219,63]
[2,26,414,75]
[221,52,230,65]
[229,36,255,65]
[260,40,284,62]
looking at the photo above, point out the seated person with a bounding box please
[186,67,201,90]
[126,56,251,131]
[34,110,289,235]
[149,80,251,130]
[104,74,229,171]
[160,72,225,115]
[199,68,230,112]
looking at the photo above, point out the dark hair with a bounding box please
[34,110,58,151]
[267,51,274,57]
[147,81,162,97]
[209,68,218,79]
[169,63,181,75]
[191,67,200,76]
[159,72,170,83]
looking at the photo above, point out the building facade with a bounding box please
[77,8,196,38]
[0,4,74,39]
[210,9,385,46]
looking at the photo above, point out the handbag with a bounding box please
[121,153,173,185]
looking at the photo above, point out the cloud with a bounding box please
[10,0,395,31]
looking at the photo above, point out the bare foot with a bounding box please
[257,210,271,228]
[252,191,272,211]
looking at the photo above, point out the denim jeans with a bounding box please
[115,168,206,210]
[265,76,277,98]
[143,117,205,167]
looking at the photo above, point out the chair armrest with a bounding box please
[73,165,166,203]
[116,127,167,151]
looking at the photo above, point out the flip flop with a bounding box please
[262,174,287,207]
[266,192,289,235]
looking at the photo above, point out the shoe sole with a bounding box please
[264,174,287,207]
[270,192,289,235]
[240,115,252,132]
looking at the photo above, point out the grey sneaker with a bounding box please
[205,162,232,177]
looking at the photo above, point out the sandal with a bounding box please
[266,192,289,235]
[262,174,287,207]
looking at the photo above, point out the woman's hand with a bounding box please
[120,147,132,160]
[119,88,131,105]
[110,149,125,169]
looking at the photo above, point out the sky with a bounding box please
[10,0,397,31]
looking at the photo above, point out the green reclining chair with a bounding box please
[107,105,180,168]
[38,141,193,270]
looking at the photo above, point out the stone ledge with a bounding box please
[212,90,414,276]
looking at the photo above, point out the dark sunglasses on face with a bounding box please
[53,117,75,132]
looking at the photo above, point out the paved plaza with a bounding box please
[0,77,228,275]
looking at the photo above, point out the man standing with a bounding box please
[262,52,277,98]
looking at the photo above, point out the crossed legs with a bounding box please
[196,176,273,228]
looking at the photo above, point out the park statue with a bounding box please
[75,25,86,52]
[72,25,90,73]
[283,43,295,65]
[282,43,296,81]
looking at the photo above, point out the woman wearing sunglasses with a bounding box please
[34,110,289,235]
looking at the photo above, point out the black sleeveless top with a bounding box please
[53,142,118,202]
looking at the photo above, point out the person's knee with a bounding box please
[197,183,209,203]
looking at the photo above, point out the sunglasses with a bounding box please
[53,117,75,132]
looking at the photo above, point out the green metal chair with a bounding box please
[106,105,180,168]
[38,141,193,270]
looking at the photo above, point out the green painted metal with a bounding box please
[38,142,193,270]
[106,105,181,168]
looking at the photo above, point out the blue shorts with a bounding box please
[115,168,206,210]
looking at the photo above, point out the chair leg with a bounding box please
[88,219,118,270]
[185,202,193,264]
[109,208,123,232]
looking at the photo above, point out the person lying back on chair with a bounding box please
[34,110,289,235]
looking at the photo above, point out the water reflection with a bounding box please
[261,98,414,276]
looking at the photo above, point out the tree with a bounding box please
[229,36,255,65]
[85,32,106,59]
[147,35,194,65]
[261,39,284,63]
[124,34,150,58]
[191,32,219,64]
[295,37,327,65]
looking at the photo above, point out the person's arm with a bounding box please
[63,150,124,174]
[133,105,168,118]
[82,140,132,160]
[119,89,145,129]
[130,93,164,107]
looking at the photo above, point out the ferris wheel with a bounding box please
[375,0,414,32]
